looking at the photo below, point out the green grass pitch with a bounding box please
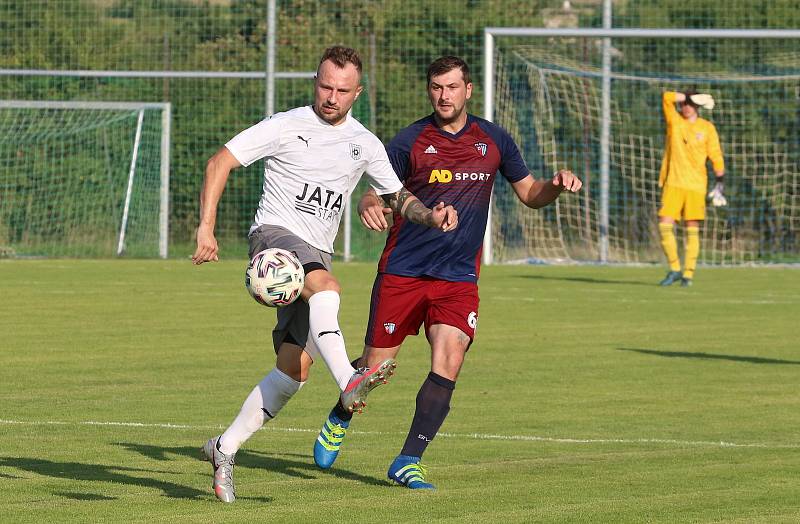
[1,260,799,522]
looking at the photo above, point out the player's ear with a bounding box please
[355,84,363,99]
[465,82,473,100]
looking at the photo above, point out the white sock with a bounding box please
[307,290,355,391]
[218,368,303,455]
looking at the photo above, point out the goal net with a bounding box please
[490,33,800,265]
[0,101,170,258]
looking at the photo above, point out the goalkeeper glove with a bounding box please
[707,180,727,207]
[689,93,715,110]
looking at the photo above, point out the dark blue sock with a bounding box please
[400,371,455,458]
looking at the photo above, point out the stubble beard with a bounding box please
[435,104,464,126]
[315,103,346,125]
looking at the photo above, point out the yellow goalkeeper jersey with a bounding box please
[659,91,724,193]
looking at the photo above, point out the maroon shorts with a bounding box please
[365,273,480,348]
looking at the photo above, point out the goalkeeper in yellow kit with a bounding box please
[657,90,725,287]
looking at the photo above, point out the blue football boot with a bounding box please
[313,410,349,469]
[387,455,435,490]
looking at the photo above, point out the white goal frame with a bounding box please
[483,27,800,265]
[0,100,171,258]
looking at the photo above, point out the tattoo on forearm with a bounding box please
[381,188,433,226]
[381,187,412,212]
[402,198,433,226]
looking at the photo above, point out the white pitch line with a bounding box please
[0,419,796,449]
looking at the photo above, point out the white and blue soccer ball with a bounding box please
[245,248,304,307]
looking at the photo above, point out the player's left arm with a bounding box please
[380,188,458,232]
[708,124,725,181]
[490,122,580,209]
[706,124,726,204]
[511,170,582,209]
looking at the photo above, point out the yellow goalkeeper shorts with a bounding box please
[658,185,706,222]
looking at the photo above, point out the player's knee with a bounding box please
[304,270,341,295]
[277,360,310,382]
[438,350,466,379]
[276,344,312,381]
[321,279,341,294]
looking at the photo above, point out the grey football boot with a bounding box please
[339,358,397,414]
[202,436,236,503]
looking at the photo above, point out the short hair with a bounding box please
[318,46,362,75]
[426,56,471,85]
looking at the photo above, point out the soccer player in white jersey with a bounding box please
[192,46,458,503]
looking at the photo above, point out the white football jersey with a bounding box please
[225,106,403,253]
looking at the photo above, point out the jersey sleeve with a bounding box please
[224,116,282,167]
[707,123,725,172]
[662,91,680,127]
[365,138,404,195]
[496,127,529,183]
[476,118,530,183]
[386,124,420,182]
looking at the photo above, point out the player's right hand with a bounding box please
[192,224,219,264]
[359,203,392,231]
[431,202,458,232]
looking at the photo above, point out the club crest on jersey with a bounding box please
[383,322,396,334]
[349,143,362,160]
[474,142,488,157]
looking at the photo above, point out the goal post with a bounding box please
[0,100,171,258]
[483,27,800,266]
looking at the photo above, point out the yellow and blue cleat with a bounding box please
[387,455,435,490]
[313,410,349,469]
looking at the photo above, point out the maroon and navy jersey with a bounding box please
[377,114,529,283]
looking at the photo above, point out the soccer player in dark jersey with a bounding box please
[312,56,582,489]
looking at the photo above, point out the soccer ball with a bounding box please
[245,248,304,307]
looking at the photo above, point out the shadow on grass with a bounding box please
[54,491,117,501]
[118,443,387,487]
[518,274,654,286]
[0,457,204,499]
[617,347,800,365]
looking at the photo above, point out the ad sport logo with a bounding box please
[349,143,362,160]
[383,322,396,334]
[474,142,487,156]
[428,169,492,184]
[297,135,310,147]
